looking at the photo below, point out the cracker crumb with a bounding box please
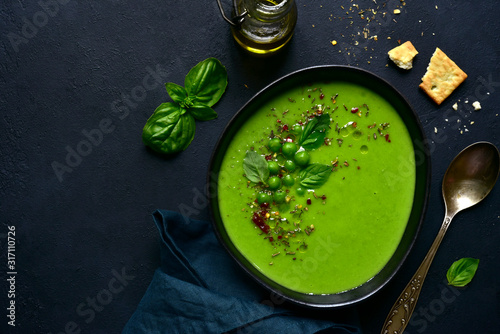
[331,40,337,46]
[452,102,458,110]
[394,9,401,14]
[388,41,418,70]
[434,127,438,133]
[472,101,481,110]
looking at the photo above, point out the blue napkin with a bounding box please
[122,210,362,334]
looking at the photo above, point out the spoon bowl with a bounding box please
[382,141,500,334]
[443,142,500,217]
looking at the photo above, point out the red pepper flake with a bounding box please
[357,166,361,170]
[385,134,391,142]
[265,154,273,161]
[278,173,283,178]
[269,237,274,242]
[277,119,282,123]
[285,136,293,142]
[321,195,327,200]
[260,202,270,209]
[278,235,282,240]
[283,124,289,131]
[351,107,359,113]
[319,93,325,100]
[307,198,312,205]
[252,212,270,234]
[352,122,357,128]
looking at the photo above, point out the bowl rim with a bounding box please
[207,65,431,308]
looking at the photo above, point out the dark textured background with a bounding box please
[1,0,498,333]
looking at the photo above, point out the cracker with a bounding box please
[388,41,418,70]
[419,48,467,105]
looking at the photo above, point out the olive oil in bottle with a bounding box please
[230,0,297,56]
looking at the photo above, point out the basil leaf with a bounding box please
[301,131,326,150]
[299,117,318,145]
[142,102,196,154]
[446,258,479,287]
[298,114,330,148]
[243,150,269,183]
[165,83,188,105]
[189,104,218,121]
[314,113,331,131]
[142,58,227,155]
[299,164,331,189]
[185,58,228,107]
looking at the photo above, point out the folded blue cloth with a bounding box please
[123,210,362,334]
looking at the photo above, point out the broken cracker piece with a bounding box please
[388,41,418,70]
[419,48,467,105]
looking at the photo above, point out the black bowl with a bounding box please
[208,65,431,308]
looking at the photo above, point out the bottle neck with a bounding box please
[242,0,294,22]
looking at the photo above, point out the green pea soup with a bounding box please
[217,80,417,295]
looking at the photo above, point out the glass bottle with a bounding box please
[218,0,297,56]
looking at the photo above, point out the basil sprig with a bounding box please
[446,257,479,287]
[298,113,330,150]
[142,58,228,154]
[299,163,331,189]
[243,150,269,184]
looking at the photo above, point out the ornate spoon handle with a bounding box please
[381,216,453,334]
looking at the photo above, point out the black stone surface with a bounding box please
[0,1,498,333]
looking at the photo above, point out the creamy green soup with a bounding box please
[218,81,416,294]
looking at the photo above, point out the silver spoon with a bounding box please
[381,141,500,334]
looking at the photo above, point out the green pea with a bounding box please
[282,142,298,159]
[267,161,279,175]
[273,190,287,204]
[294,150,310,166]
[282,174,295,187]
[257,192,272,204]
[293,124,302,133]
[268,138,282,153]
[296,187,306,196]
[284,160,296,172]
[268,176,281,190]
